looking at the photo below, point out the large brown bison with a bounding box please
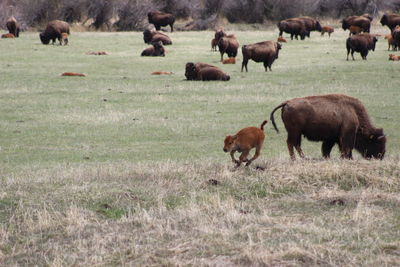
[270,94,386,160]
[380,13,400,31]
[143,29,172,45]
[148,11,175,32]
[6,16,20,37]
[40,20,70,45]
[392,26,400,50]
[241,41,281,72]
[185,62,230,81]
[346,33,377,60]
[141,41,165,57]
[278,19,308,40]
[214,30,239,62]
[298,16,322,37]
[342,15,371,33]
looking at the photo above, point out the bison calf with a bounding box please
[211,38,218,51]
[321,26,334,37]
[141,41,165,57]
[1,33,15,38]
[223,120,268,167]
[60,32,68,45]
[241,41,281,72]
[277,36,287,43]
[385,34,397,51]
[389,54,400,61]
[222,57,236,64]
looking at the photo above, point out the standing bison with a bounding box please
[342,15,371,33]
[392,26,400,51]
[143,29,172,45]
[346,33,377,60]
[241,41,281,72]
[380,13,400,31]
[214,30,239,62]
[40,20,70,45]
[6,16,20,37]
[270,94,386,160]
[298,16,322,37]
[278,19,308,40]
[148,11,175,32]
[185,62,230,81]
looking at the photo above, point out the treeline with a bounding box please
[1,0,400,31]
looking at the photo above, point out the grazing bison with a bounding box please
[1,33,15,38]
[143,29,172,45]
[346,33,377,60]
[217,34,239,62]
[148,11,175,32]
[278,19,308,40]
[6,16,20,37]
[380,13,400,31]
[321,26,334,37]
[270,94,386,160]
[40,20,70,45]
[392,26,400,50]
[185,62,230,81]
[241,41,281,72]
[342,15,371,33]
[223,120,268,167]
[141,41,165,57]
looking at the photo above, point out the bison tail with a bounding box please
[270,103,286,133]
[260,120,268,131]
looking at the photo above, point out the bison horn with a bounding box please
[377,135,386,140]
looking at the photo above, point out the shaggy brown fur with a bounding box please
[385,34,397,51]
[297,16,322,37]
[392,26,400,51]
[61,72,85,77]
[380,13,400,31]
[222,57,236,64]
[185,62,229,81]
[241,41,281,72]
[148,11,175,32]
[40,20,70,45]
[349,25,362,36]
[223,120,268,167]
[217,35,239,62]
[277,36,287,42]
[270,94,386,160]
[143,29,172,45]
[6,16,20,37]
[277,19,308,40]
[321,26,334,37]
[211,38,218,51]
[346,33,378,60]
[1,33,15,38]
[141,41,165,57]
[342,15,371,33]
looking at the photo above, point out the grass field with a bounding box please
[1,26,400,265]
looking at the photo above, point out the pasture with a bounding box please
[1,27,400,265]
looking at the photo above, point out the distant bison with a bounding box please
[389,54,400,61]
[241,41,281,72]
[321,26,334,37]
[185,62,230,81]
[216,32,239,62]
[270,94,386,160]
[392,26,400,51]
[277,36,287,42]
[1,33,15,38]
[278,19,308,40]
[385,34,397,51]
[342,15,371,33]
[61,72,85,77]
[298,16,322,37]
[40,20,70,45]
[346,33,377,60]
[141,41,165,57]
[143,29,172,45]
[211,38,218,51]
[6,16,20,37]
[148,11,175,32]
[380,13,400,31]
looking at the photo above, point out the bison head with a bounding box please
[39,33,50,44]
[214,30,226,41]
[315,21,322,32]
[355,128,386,159]
[380,14,388,26]
[152,41,165,57]
[341,19,349,30]
[223,135,237,152]
[185,62,197,80]
[143,29,153,44]
[371,36,378,51]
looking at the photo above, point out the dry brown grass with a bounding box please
[1,158,399,265]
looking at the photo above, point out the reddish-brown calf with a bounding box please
[1,33,15,38]
[277,36,287,43]
[389,54,400,61]
[321,26,334,37]
[349,25,362,35]
[61,72,86,77]
[222,57,236,64]
[223,120,267,167]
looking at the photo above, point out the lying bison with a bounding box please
[143,29,172,45]
[346,33,377,60]
[241,41,281,72]
[270,94,386,160]
[141,41,165,57]
[380,13,400,31]
[6,16,20,37]
[342,15,371,33]
[40,20,70,45]
[185,62,230,81]
[148,11,175,32]
[278,19,308,40]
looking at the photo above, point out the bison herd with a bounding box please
[3,11,394,164]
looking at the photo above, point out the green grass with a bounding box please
[0,27,400,265]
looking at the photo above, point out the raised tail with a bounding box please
[270,102,286,133]
[260,120,268,131]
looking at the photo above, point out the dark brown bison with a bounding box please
[278,19,308,40]
[143,29,172,45]
[141,41,165,57]
[380,13,400,31]
[346,33,378,60]
[342,15,371,33]
[298,16,322,37]
[214,30,239,62]
[148,11,175,32]
[241,41,281,72]
[185,62,230,81]
[40,20,70,45]
[270,94,386,160]
[392,26,400,51]
[6,16,20,37]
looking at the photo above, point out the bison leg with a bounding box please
[322,141,335,158]
[339,128,356,159]
[263,62,269,72]
[170,23,174,32]
[241,59,248,72]
[290,34,294,40]
[287,142,296,160]
[246,146,262,166]
[155,25,161,31]
[279,30,283,37]
[230,151,240,166]
[220,52,224,62]
[239,150,250,164]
